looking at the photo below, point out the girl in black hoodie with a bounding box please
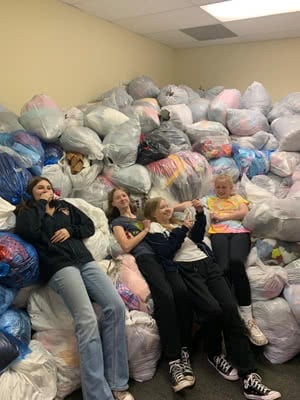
[15,176,133,400]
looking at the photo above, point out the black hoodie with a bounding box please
[15,199,95,282]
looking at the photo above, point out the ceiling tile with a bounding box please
[59,0,300,48]
[61,0,196,21]
[114,6,218,34]
[224,12,300,36]
[145,30,201,48]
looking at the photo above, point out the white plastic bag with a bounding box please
[28,286,74,332]
[125,310,161,382]
[253,298,300,364]
[33,329,81,400]
[0,340,57,400]
[0,197,16,230]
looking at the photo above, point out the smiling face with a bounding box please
[214,177,233,199]
[153,199,173,224]
[112,189,130,211]
[31,179,54,201]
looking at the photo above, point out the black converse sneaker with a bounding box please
[243,373,281,400]
[181,347,196,385]
[169,360,192,392]
[207,354,239,381]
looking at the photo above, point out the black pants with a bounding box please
[211,233,251,306]
[136,254,193,361]
[179,257,256,377]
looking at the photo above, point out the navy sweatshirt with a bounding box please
[145,211,212,271]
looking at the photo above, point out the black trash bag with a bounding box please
[0,330,20,373]
[149,121,191,154]
[136,133,170,166]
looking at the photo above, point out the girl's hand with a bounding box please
[210,213,220,223]
[51,228,70,243]
[211,212,231,222]
[125,231,133,239]
[191,199,203,212]
[183,219,194,230]
[143,219,151,232]
[40,192,54,202]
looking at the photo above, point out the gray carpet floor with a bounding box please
[66,338,300,400]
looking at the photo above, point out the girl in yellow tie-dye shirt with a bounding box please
[201,174,268,347]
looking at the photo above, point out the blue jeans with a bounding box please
[49,261,129,400]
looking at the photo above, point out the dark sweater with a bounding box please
[15,199,95,282]
[145,211,212,271]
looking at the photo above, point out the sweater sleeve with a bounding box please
[15,200,49,243]
[65,201,95,239]
[189,211,207,244]
[146,223,189,259]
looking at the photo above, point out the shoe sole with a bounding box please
[248,336,269,346]
[173,379,194,392]
[244,391,281,400]
[184,375,196,386]
[207,358,239,381]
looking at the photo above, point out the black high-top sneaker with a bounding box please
[243,373,281,400]
[169,359,191,392]
[181,347,196,385]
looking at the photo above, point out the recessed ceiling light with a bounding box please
[201,0,300,22]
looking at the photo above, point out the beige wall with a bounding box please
[2,0,300,113]
[174,38,300,102]
[1,0,174,113]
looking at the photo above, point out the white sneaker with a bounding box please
[112,390,134,400]
[246,320,268,346]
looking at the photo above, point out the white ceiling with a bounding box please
[60,0,300,48]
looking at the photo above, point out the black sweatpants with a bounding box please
[179,257,256,377]
[136,254,193,361]
[211,233,252,306]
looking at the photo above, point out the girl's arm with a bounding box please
[146,224,189,259]
[214,203,249,222]
[66,202,95,238]
[189,211,207,243]
[15,201,47,242]
[112,224,149,253]
[173,201,193,212]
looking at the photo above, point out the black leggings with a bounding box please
[179,257,256,377]
[210,233,251,306]
[136,254,193,361]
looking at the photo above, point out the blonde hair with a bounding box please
[144,197,179,231]
[214,174,233,185]
[214,174,235,196]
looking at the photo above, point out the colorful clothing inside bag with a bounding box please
[201,194,250,234]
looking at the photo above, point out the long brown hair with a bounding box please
[15,176,54,214]
[107,187,137,222]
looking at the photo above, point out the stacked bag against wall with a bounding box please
[0,209,56,399]
[1,76,300,397]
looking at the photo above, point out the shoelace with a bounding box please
[181,349,193,373]
[181,349,190,365]
[170,362,185,381]
[216,356,232,373]
[247,373,270,394]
